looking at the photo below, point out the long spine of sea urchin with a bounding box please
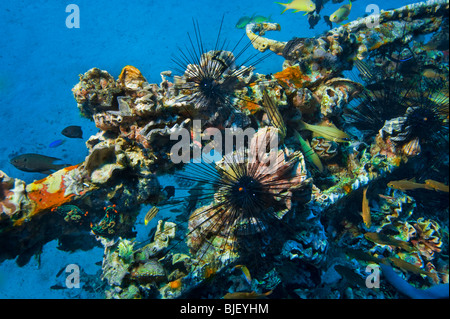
[171,17,272,112]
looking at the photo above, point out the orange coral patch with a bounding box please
[118,65,146,87]
[27,183,70,214]
[342,184,352,194]
[241,100,262,114]
[169,278,182,289]
[369,39,386,51]
[62,164,80,172]
[13,164,81,226]
[274,66,307,89]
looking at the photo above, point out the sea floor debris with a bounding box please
[1,0,449,298]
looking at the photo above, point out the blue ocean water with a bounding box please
[0,0,440,299]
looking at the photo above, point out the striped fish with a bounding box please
[262,89,287,140]
[144,206,159,226]
[354,59,374,82]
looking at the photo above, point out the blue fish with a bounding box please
[49,139,65,148]
[380,263,449,299]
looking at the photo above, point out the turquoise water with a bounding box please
[0,0,447,299]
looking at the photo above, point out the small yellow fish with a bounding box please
[144,206,159,226]
[275,0,316,15]
[378,194,396,201]
[263,89,287,140]
[364,232,414,252]
[422,68,447,81]
[361,187,371,228]
[387,178,428,191]
[235,265,252,285]
[344,248,384,264]
[298,120,350,143]
[223,290,272,299]
[293,130,324,172]
[329,0,352,23]
[424,179,449,192]
[387,257,431,276]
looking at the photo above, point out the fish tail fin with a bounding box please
[363,186,368,195]
[298,120,308,130]
[293,129,301,141]
[275,2,288,14]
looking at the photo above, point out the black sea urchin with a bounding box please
[182,128,310,255]
[344,22,450,143]
[402,93,449,145]
[344,47,440,142]
[172,17,271,112]
[148,127,311,275]
[343,77,414,140]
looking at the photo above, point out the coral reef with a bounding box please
[101,221,177,298]
[0,171,30,221]
[73,67,123,118]
[1,0,448,298]
[246,22,285,54]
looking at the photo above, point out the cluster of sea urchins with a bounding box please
[344,51,448,150]
[172,19,269,115]
[166,20,308,261]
